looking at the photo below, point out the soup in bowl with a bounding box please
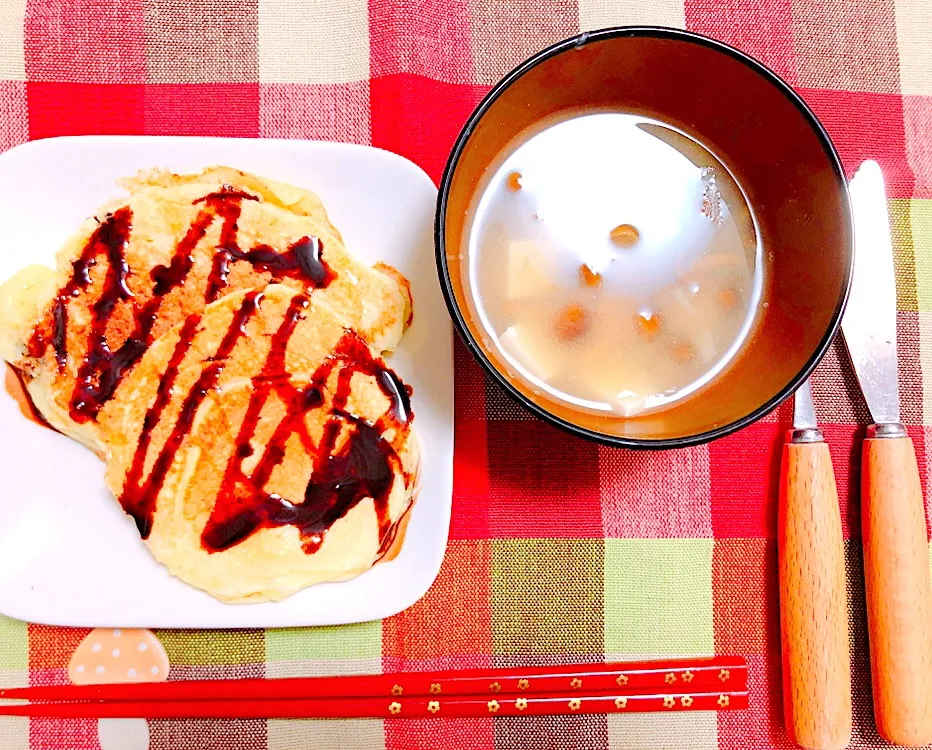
[437,28,853,448]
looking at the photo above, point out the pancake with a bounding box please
[0,167,412,456]
[99,284,419,603]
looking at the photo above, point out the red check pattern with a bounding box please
[0,1,931,748]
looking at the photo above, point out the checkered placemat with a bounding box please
[0,0,931,748]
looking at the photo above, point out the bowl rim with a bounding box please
[434,25,854,449]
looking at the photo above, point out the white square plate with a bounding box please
[0,136,452,628]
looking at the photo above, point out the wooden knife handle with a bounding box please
[779,439,852,750]
[863,432,932,747]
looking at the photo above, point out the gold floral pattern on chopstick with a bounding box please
[568,698,581,711]
[616,674,628,686]
[516,698,528,711]
[391,684,403,696]
[664,672,676,684]
[614,697,628,709]
[682,670,694,683]
[570,678,583,689]
[489,682,501,693]
[429,683,441,694]
[517,679,529,690]
[389,702,401,715]
[427,701,440,714]
[663,696,676,708]
[719,669,730,682]
[718,695,730,707]
[487,700,500,713]
[681,695,694,707]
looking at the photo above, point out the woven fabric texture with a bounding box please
[1,0,931,748]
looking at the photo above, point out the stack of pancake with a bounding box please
[0,167,419,603]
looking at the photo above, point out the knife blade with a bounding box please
[779,379,851,749]
[843,160,900,426]
[792,379,818,432]
[844,160,932,747]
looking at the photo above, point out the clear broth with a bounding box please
[464,112,764,418]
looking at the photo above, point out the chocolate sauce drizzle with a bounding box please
[119,292,413,555]
[120,291,262,538]
[29,187,335,423]
[206,238,332,303]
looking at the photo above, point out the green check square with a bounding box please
[604,539,714,656]
[266,621,382,662]
[491,538,604,656]
[905,199,932,313]
[156,629,265,666]
[0,615,27,670]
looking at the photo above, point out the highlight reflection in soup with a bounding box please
[464,112,764,417]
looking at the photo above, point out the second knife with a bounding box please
[844,160,932,747]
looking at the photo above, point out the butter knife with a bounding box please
[779,379,851,750]
[844,160,932,747]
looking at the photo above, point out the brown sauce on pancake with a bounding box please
[120,291,261,538]
[206,238,332,303]
[28,187,336,424]
[193,188,260,204]
[376,368,413,425]
[119,292,414,557]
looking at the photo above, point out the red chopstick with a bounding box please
[0,690,749,719]
[0,656,746,703]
